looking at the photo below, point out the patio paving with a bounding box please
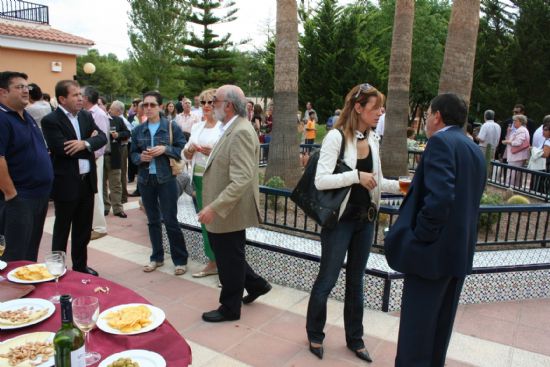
[33,184,550,367]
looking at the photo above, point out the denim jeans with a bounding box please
[306,218,375,350]
[0,195,49,262]
[138,175,188,265]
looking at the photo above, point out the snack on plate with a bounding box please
[13,265,53,281]
[103,305,152,333]
[0,333,53,367]
[0,307,48,327]
[107,357,140,367]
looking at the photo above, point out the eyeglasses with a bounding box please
[212,96,227,104]
[142,102,158,108]
[12,84,33,91]
[353,83,374,99]
[200,100,214,105]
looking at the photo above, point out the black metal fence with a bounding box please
[258,186,550,252]
[488,161,550,202]
[0,0,49,24]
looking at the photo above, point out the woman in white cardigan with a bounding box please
[183,88,222,278]
[306,84,400,363]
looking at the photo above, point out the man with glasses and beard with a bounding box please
[198,85,271,323]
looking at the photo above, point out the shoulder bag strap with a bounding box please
[168,120,173,145]
[337,129,345,160]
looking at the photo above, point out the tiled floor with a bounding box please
[32,185,550,367]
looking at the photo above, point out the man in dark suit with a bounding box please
[384,93,486,367]
[104,101,130,218]
[42,80,107,276]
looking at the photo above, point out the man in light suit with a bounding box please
[198,85,271,322]
[42,80,107,276]
[384,93,486,367]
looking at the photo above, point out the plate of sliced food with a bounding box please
[97,304,165,335]
[99,350,166,367]
[7,264,66,284]
[0,331,54,367]
[0,298,55,330]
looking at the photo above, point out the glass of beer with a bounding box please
[399,176,412,195]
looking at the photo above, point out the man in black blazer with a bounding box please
[384,93,486,367]
[42,80,107,276]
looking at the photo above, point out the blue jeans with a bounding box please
[306,218,375,350]
[138,175,188,265]
[0,195,49,262]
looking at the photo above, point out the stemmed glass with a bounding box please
[44,251,65,304]
[110,125,117,143]
[72,296,101,365]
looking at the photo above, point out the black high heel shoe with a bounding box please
[350,347,373,363]
[309,342,324,359]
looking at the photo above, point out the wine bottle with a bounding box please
[54,295,86,367]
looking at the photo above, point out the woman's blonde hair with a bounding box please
[334,83,385,142]
[199,88,216,102]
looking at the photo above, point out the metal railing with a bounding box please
[488,161,550,202]
[0,0,48,24]
[258,186,550,252]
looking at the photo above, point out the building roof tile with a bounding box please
[0,21,94,46]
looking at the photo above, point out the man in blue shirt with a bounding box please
[0,71,53,261]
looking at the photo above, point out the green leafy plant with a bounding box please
[265,176,286,209]
[478,192,504,229]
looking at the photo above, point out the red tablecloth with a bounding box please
[0,261,192,367]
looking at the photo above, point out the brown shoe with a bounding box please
[90,231,107,240]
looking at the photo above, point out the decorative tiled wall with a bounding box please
[164,195,550,312]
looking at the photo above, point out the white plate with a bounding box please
[0,332,54,367]
[0,261,6,271]
[99,350,166,367]
[7,263,66,284]
[0,298,55,330]
[97,303,165,335]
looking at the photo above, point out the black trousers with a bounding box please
[127,142,138,182]
[395,274,465,367]
[0,195,49,262]
[207,230,268,318]
[52,175,94,271]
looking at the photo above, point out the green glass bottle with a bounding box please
[54,295,86,366]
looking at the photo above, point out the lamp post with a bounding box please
[83,62,96,84]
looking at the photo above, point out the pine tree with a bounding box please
[182,0,239,95]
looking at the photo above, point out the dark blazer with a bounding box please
[42,107,107,201]
[107,115,130,170]
[384,126,486,279]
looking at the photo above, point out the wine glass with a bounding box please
[110,125,117,142]
[72,296,101,365]
[45,251,65,304]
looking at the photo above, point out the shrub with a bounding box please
[478,192,504,229]
[265,176,286,209]
[507,195,530,205]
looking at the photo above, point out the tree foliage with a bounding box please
[127,0,189,96]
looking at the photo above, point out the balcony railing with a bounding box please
[0,0,49,24]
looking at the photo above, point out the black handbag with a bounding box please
[290,129,352,229]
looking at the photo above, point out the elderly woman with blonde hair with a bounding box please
[502,114,530,186]
[183,88,222,278]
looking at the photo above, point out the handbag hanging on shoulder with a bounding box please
[511,136,530,154]
[290,129,352,229]
[168,121,184,176]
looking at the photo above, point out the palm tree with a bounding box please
[265,0,302,188]
[380,0,415,177]
[438,0,481,109]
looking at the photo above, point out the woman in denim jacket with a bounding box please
[130,91,189,275]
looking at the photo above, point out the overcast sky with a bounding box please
[39,0,357,60]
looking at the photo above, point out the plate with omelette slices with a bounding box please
[0,298,55,330]
[97,304,165,335]
[7,264,66,284]
[0,331,54,367]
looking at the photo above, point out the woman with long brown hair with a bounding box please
[306,83,400,362]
